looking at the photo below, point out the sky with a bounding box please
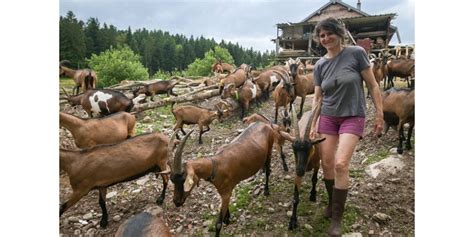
[59,0,414,53]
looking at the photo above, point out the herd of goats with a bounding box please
[58,51,415,236]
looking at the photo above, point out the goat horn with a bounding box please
[168,131,179,173]
[59,60,70,66]
[61,87,70,97]
[173,129,194,175]
[291,106,300,140]
[303,103,320,140]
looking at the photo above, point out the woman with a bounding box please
[309,17,383,236]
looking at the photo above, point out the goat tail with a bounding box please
[84,69,93,91]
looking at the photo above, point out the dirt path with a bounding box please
[59,92,414,236]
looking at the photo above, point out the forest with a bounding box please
[60,11,275,77]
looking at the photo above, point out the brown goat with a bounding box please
[60,60,97,95]
[218,68,249,94]
[170,122,275,237]
[382,88,415,154]
[115,205,172,237]
[251,69,284,100]
[243,113,290,171]
[171,103,224,144]
[288,58,315,118]
[133,79,180,101]
[60,132,173,228]
[272,70,295,124]
[386,58,415,89]
[221,80,261,119]
[62,89,140,118]
[60,111,136,149]
[279,106,326,230]
[212,61,235,74]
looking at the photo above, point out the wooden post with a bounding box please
[308,33,312,55]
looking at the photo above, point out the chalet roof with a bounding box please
[277,13,397,29]
[301,0,369,23]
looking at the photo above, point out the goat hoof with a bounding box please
[397,148,403,154]
[288,220,298,230]
[156,197,164,206]
[264,190,270,196]
[100,219,108,228]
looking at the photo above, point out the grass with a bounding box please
[364,148,390,165]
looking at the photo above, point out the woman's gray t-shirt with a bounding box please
[313,46,370,117]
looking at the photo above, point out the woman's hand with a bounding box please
[374,112,384,137]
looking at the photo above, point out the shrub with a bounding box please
[87,45,149,87]
[186,46,234,76]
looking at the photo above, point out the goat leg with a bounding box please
[60,190,88,217]
[298,96,305,119]
[156,173,169,205]
[310,170,318,202]
[279,145,288,172]
[274,106,279,124]
[264,156,271,196]
[223,208,231,225]
[397,122,405,154]
[406,122,414,150]
[98,187,109,228]
[215,193,231,237]
[288,183,301,230]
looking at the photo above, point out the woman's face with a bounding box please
[318,29,341,51]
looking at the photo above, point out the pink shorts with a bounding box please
[318,115,365,138]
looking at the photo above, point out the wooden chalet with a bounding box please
[272,0,402,61]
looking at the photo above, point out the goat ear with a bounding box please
[184,174,195,192]
[279,130,295,142]
[310,137,326,145]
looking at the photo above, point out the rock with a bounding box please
[368,230,375,235]
[132,189,141,194]
[253,187,261,196]
[85,228,96,236]
[284,175,292,180]
[365,156,405,178]
[144,127,154,133]
[203,220,213,227]
[342,233,362,237]
[372,212,391,224]
[83,213,93,220]
[304,224,313,230]
[106,191,117,199]
[68,216,79,223]
[136,175,150,186]
[389,148,398,154]
[351,223,361,230]
[78,219,88,225]
[268,207,275,213]
[159,115,168,119]
[176,226,184,233]
[113,215,121,222]
[142,116,153,123]
[74,229,81,235]
[239,215,246,222]
[286,211,292,217]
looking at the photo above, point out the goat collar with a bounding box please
[205,158,217,182]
